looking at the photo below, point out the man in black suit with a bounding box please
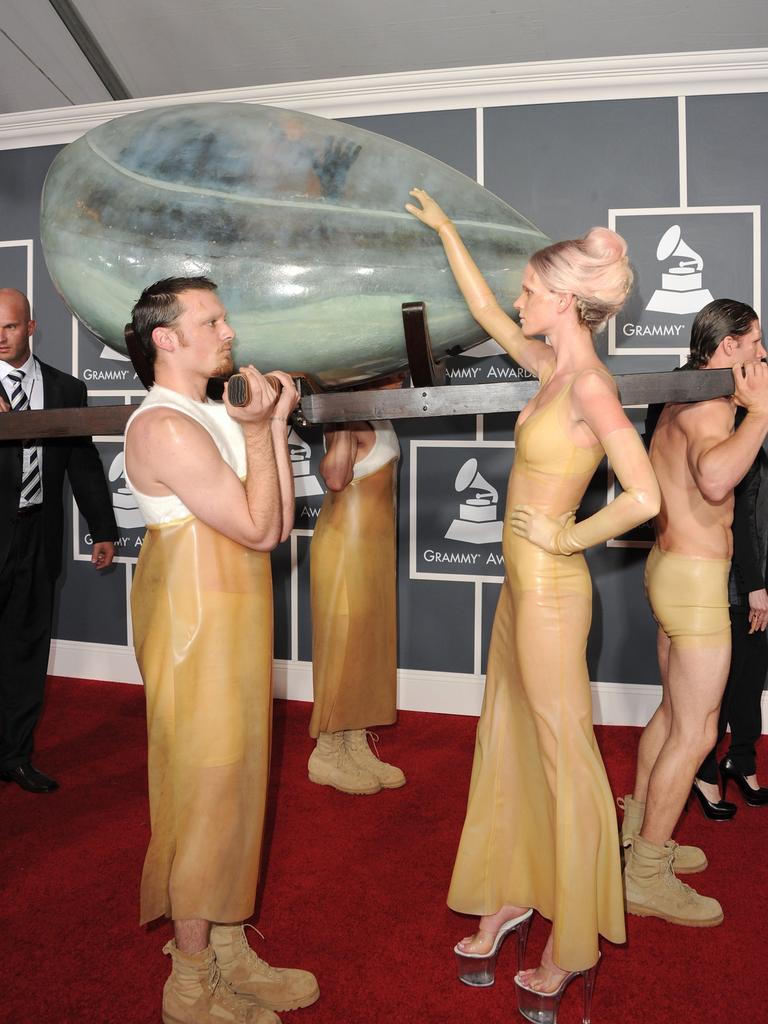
[0,288,117,793]
[695,437,768,806]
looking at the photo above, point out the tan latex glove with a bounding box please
[405,188,494,310]
[510,427,660,554]
[405,188,552,378]
[405,188,452,233]
[508,507,577,553]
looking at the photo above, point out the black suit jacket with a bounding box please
[0,357,118,580]
[730,445,768,603]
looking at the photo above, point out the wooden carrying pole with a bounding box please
[0,366,737,441]
[0,306,735,439]
[0,403,134,440]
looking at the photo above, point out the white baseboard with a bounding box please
[51,638,768,730]
[48,638,142,684]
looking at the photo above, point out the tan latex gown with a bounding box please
[448,375,626,971]
[126,386,273,926]
[309,422,399,738]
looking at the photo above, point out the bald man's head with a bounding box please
[0,289,31,320]
[0,288,35,368]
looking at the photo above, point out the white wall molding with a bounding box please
[48,638,142,684]
[1,48,767,151]
[50,641,768,732]
[49,639,662,723]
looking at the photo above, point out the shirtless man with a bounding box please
[623,299,768,926]
[124,276,318,1024]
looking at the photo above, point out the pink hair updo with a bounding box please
[529,227,633,333]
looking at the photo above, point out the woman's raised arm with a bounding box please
[405,188,554,380]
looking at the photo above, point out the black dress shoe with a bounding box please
[0,764,59,793]
[720,757,768,806]
[690,779,736,820]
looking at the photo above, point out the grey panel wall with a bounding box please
[687,93,768,321]
[1,92,765,690]
[0,145,129,647]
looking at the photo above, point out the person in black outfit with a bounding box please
[695,440,768,810]
[0,288,117,793]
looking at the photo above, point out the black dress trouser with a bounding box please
[0,508,55,771]
[698,605,768,784]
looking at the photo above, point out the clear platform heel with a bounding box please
[454,909,533,987]
[514,955,600,1024]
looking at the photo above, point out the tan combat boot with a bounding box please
[618,793,707,874]
[161,941,280,1024]
[211,925,319,1012]
[308,731,381,794]
[623,835,723,927]
[344,729,406,789]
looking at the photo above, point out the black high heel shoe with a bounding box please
[719,758,768,806]
[690,779,737,820]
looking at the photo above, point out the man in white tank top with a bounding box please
[124,277,318,1024]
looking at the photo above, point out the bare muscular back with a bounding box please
[650,397,736,559]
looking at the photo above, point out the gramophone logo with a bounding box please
[288,427,324,497]
[645,225,714,315]
[108,451,145,530]
[410,440,512,581]
[609,209,756,356]
[445,458,503,544]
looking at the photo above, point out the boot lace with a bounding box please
[661,860,703,903]
[207,959,251,1020]
[334,740,370,777]
[366,731,381,759]
[346,729,382,760]
[242,923,280,978]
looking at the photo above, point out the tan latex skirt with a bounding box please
[131,517,273,926]
[448,530,626,970]
[309,460,397,738]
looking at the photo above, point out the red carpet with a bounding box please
[1,676,766,1024]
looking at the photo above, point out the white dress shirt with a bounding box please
[0,353,44,507]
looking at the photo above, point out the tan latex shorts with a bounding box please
[644,544,730,648]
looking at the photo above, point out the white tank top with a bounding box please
[124,384,247,526]
[353,420,400,480]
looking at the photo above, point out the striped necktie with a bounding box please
[8,370,42,506]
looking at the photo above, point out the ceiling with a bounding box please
[1,0,767,119]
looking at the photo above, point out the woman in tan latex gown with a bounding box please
[406,189,660,1013]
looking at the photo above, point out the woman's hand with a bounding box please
[406,186,550,379]
[748,587,768,633]
[509,505,575,554]
[405,188,452,232]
